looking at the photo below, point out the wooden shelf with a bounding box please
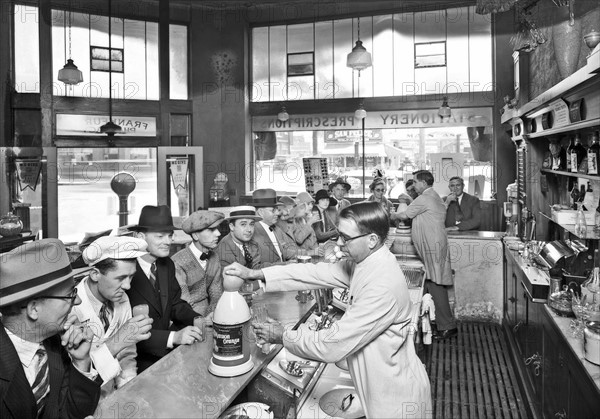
[540,168,600,181]
[538,211,600,240]
[526,118,600,139]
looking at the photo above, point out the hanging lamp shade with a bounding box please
[100,120,122,135]
[438,96,452,118]
[354,105,367,119]
[58,59,83,85]
[277,107,289,122]
[347,40,372,72]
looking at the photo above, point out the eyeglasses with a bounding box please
[337,231,373,244]
[36,288,78,305]
[374,188,386,193]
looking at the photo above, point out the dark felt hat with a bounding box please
[329,177,351,192]
[314,189,338,207]
[129,205,176,232]
[251,188,284,208]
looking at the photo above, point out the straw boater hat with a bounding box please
[182,210,225,234]
[225,206,262,222]
[251,188,283,208]
[0,239,91,307]
[129,205,176,232]
[329,176,351,192]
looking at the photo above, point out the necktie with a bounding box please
[149,262,158,289]
[269,225,276,232]
[200,251,211,261]
[454,199,464,222]
[242,243,253,268]
[32,346,49,417]
[99,303,111,333]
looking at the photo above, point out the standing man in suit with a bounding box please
[444,176,481,231]
[329,177,352,213]
[172,210,225,317]
[216,206,263,270]
[1,239,101,419]
[251,189,298,266]
[128,205,204,372]
[72,236,153,395]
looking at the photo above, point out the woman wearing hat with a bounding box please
[312,189,339,244]
[366,177,395,215]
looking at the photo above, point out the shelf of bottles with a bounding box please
[539,212,600,240]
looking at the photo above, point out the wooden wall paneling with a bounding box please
[39,0,53,147]
[158,0,170,146]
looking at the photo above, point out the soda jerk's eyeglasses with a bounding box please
[338,231,373,244]
[374,188,385,192]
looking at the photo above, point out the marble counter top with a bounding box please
[543,306,600,393]
[446,230,506,240]
[93,291,312,419]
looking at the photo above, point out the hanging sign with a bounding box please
[169,158,188,190]
[56,114,157,136]
[252,107,493,132]
[303,158,329,195]
[16,159,42,191]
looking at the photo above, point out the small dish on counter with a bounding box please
[279,359,312,377]
[220,402,273,419]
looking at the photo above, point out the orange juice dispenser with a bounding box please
[209,274,254,377]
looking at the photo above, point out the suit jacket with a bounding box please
[444,192,481,231]
[0,325,101,419]
[172,246,223,317]
[253,223,297,267]
[72,278,137,393]
[216,234,262,269]
[126,258,198,372]
[313,207,338,243]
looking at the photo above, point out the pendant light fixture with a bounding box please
[100,0,122,137]
[354,100,367,119]
[277,106,290,122]
[57,0,83,85]
[346,17,372,75]
[438,96,452,119]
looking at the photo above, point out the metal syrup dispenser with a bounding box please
[209,273,254,377]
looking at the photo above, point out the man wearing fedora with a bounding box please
[216,206,263,270]
[172,210,226,316]
[71,236,153,396]
[128,205,203,372]
[1,239,101,419]
[251,188,298,266]
[329,177,352,213]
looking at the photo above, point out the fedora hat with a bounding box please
[129,205,175,232]
[0,239,91,307]
[329,176,351,192]
[315,189,338,207]
[225,206,262,222]
[251,188,283,208]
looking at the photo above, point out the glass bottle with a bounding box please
[582,262,600,305]
[587,131,599,175]
[595,198,600,233]
[575,202,587,237]
[566,136,575,172]
[570,134,586,173]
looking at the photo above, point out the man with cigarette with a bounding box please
[71,236,153,395]
[1,239,102,418]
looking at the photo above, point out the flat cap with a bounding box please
[182,210,225,234]
[83,236,148,266]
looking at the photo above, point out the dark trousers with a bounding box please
[426,280,457,331]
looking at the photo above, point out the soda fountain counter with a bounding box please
[92,256,426,419]
[93,290,313,419]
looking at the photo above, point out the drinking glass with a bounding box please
[193,316,207,342]
[132,304,149,317]
[251,304,271,354]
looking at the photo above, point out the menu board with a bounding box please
[303,158,329,195]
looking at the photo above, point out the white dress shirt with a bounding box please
[259,221,282,259]
[188,242,209,270]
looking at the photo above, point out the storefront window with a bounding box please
[57,148,157,243]
[253,109,494,200]
[14,4,40,93]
